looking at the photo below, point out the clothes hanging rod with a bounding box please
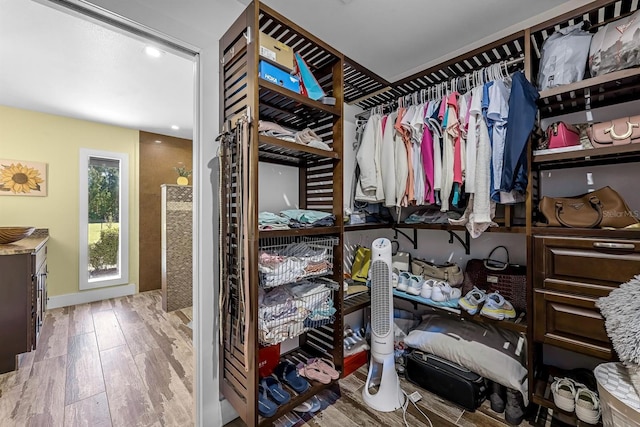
[356,55,526,117]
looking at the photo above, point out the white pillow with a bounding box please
[404,312,529,405]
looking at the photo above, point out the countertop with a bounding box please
[0,229,49,255]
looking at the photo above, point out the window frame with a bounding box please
[79,148,129,290]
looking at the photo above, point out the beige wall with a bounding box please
[0,105,139,296]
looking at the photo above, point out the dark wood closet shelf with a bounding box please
[531,226,640,239]
[533,365,603,427]
[259,79,339,115]
[533,143,640,169]
[344,292,371,315]
[258,226,341,238]
[258,135,339,166]
[394,223,526,234]
[537,67,640,118]
[393,290,527,334]
[344,223,392,232]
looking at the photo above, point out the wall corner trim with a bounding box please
[47,283,137,309]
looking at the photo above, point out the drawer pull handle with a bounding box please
[593,242,635,250]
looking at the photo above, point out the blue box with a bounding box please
[259,60,300,94]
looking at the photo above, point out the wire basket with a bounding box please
[258,236,338,288]
[258,277,338,346]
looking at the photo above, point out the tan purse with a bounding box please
[411,258,463,286]
[539,186,639,229]
[589,115,640,147]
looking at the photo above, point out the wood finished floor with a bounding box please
[0,290,194,427]
[225,366,514,427]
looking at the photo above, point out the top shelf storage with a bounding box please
[537,67,640,118]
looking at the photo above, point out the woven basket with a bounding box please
[0,227,36,244]
[626,363,640,398]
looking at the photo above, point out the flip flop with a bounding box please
[309,396,321,412]
[307,358,340,380]
[257,384,278,418]
[261,376,290,405]
[274,361,310,393]
[298,362,331,384]
[293,400,314,413]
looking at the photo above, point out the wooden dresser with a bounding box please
[533,233,640,360]
[0,231,48,373]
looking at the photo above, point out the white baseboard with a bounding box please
[47,283,137,309]
[220,398,239,425]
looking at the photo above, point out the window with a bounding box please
[79,149,129,290]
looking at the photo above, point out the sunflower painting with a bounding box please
[0,160,47,196]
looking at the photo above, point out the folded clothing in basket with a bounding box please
[258,278,337,345]
[259,241,333,288]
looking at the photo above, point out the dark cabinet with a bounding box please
[0,242,47,374]
[533,235,640,359]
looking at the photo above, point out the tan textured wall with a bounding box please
[139,132,192,292]
[162,185,193,312]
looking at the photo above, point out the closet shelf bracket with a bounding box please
[448,230,470,255]
[392,226,417,250]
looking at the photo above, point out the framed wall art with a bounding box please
[0,159,48,196]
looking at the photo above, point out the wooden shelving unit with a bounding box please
[219,3,345,425]
[533,143,640,169]
[344,292,371,315]
[533,365,603,427]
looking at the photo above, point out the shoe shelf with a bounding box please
[533,143,640,170]
[259,226,342,238]
[258,135,340,166]
[392,290,528,334]
[259,348,339,426]
[533,365,603,427]
[344,291,371,315]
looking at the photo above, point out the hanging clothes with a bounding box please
[355,114,384,203]
[381,111,398,207]
[486,79,512,203]
[394,108,409,206]
[500,71,539,197]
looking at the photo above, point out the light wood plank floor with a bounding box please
[0,290,194,427]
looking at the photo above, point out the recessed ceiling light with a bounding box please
[144,46,163,58]
[171,125,180,130]
[155,140,162,144]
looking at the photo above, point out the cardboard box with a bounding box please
[259,60,300,94]
[344,350,368,377]
[259,31,295,71]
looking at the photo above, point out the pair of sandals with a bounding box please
[297,357,340,384]
[258,376,291,418]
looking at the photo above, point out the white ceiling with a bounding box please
[0,0,590,139]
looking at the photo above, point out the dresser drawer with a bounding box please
[533,235,640,297]
[533,289,613,360]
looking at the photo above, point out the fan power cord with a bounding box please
[401,389,433,427]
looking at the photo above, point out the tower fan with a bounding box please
[363,238,405,412]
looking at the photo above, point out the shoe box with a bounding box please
[259,60,301,94]
[259,31,294,71]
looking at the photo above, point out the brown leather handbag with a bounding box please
[539,186,639,228]
[589,115,640,147]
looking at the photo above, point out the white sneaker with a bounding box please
[406,275,424,296]
[575,388,601,424]
[459,287,487,315]
[396,271,411,292]
[420,279,436,299]
[551,378,579,412]
[479,292,517,320]
[430,282,462,302]
[392,268,399,288]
